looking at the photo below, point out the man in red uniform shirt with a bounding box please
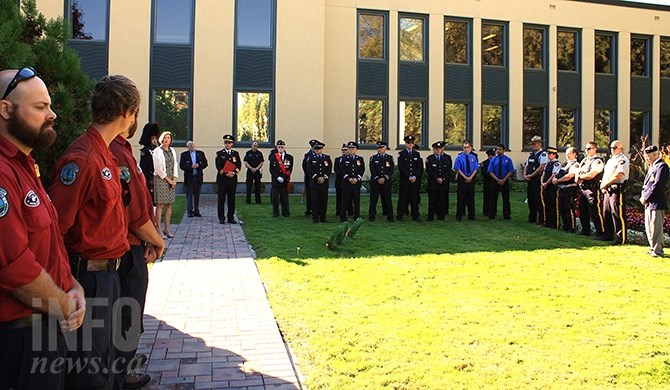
[110,111,166,389]
[0,68,85,389]
[50,75,140,389]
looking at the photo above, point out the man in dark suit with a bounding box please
[340,141,365,221]
[640,145,669,258]
[180,140,208,217]
[302,139,317,216]
[334,144,353,217]
[369,141,394,222]
[425,141,452,221]
[305,140,332,223]
[397,135,423,222]
[269,140,293,217]
[215,134,242,224]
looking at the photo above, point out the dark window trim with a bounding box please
[480,103,508,149]
[521,105,548,152]
[444,16,472,65]
[556,106,581,151]
[64,0,110,42]
[152,0,195,46]
[631,34,652,78]
[150,88,193,147]
[629,110,651,153]
[482,20,508,69]
[661,37,670,79]
[595,30,618,75]
[443,100,472,151]
[557,27,581,73]
[233,0,277,147]
[595,108,617,152]
[356,9,389,148]
[396,99,428,150]
[398,12,428,64]
[523,24,548,70]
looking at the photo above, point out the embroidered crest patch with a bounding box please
[0,188,8,218]
[120,166,131,183]
[59,162,79,186]
[101,167,113,181]
[24,190,40,207]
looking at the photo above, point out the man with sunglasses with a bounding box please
[0,68,86,389]
[216,134,242,224]
[49,75,139,389]
[575,141,605,237]
[599,140,629,244]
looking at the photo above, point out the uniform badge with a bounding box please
[356,160,361,166]
[324,161,329,166]
[0,188,8,218]
[60,162,79,186]
[385,161,390,167]
[24,190,40,207]
[233,157,237,163]
[101,167,113,181]
[120,166,131,183]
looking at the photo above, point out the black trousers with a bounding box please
[271,184,290,217]
[340,185,361,220]
[602,188,626,243]
[304,178,312,215]
[482,178,492,217]
[65,261,120,390]
[310,182,328,222]
[113,245,149,389]
[579,186,604,236]
[397,184,419,219]
[246,173,262,204]
[0,317,66,390]
[369,185,393,221]
[217,181,237,222]
[527,178,543,223]
[427,184,448,220]
[490,181,511,219]
[558,187,578,232]
[185,182,201,214]
[542,184,559,228]
[456,177,475,219]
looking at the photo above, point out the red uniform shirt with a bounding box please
[0,136,73,322]
[109,135,155,245]
[49,126,129,260]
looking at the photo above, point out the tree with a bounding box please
[0,0,92,185]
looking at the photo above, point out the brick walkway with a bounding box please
[138,195,303,390]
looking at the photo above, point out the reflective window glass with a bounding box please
[236,0,273,47]
[445,103,467,146]
[482,104,503,146]
[594,109,613,147]
[155,89,190,141]
[445,20,468,64]
[400,101,423,145]
[359,13,385,59]
[557,30,577,71]
[236,92,271,143]
[70,0,108,40]
[358,99,384,144]
[661,39,670,78]
[524,27,544,69]
[482,23,504,66]
[631,37,649,77]
[595,33,614,74]
[400,17,424,62]
[155,0,193,44]
[523,106,545,146]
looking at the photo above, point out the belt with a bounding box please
[0,313,44,331]
[86,258,121,272]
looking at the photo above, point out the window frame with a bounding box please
[661,37,670,79]
[594,108,617,151]
[556,107,580,150]
[397,99,427,149]
[482,20,507,68]
[629,110,650,152]
[444,17,471,65]
[153,0,195,45]
[522,105,547,149]
[481,103,507,148]
[65,0,110,42]
[444,101,471,150]
[523,24,547,70]
[151,88,193,145]
[356,98,387,146]
[595,31,617,75]
[358,10,387,61]
[557,28,580,73]
[631,35,652,78]
[233,90,273,144]
[234,0,276,49]
[398,13,427,64]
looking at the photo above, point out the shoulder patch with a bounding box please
[24,190,40,207]
[618,159,626,165]
[59,162,79,186]
[120,166,131,183]
[541,152,547,157]
[101,167,113,181]
[0,188,8,217]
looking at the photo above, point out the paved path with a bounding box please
[139,195,303,390]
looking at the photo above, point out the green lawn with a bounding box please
[238,192,670,389]
[170,195,186,225]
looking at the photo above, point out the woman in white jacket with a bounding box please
[153,131,178,238]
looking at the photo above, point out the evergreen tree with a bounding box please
[0,0,92,185]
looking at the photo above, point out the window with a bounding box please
[594,109,614,148]
[399,101,424,145]
[660,114,670,146]
[482,104,504,146]
[661,39,670,78]
[557,30,577,71]
[445,20,468,64]
[400,17,424,62]
[557,108,578,149]
[69,0,107,40]
[631,37,650,77]
[236,92,271,142]
[523,107,545,146]
[359,13,385,59]
[444,103,468,146]
[154,0,192,44]
[154,89,190,141]
[236,0,273,47]
[630,111,649,150]
[358,99,384,145]
[482,23,504,66]
[595,33,615,74]
[524,27,544,69]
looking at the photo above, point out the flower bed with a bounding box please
[625,206,670,234]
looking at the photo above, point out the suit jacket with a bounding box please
[425,153,452,190]
[215,149,242,185]
[269,151,294,188]
[642,157,669,210]
[305,153,332,185]
[341,154,365,188]
[334,155,346,188]
[180,149,208,186]
[369,153,394,189]
[397,148,423,186]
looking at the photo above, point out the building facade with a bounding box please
[33,0,670,183]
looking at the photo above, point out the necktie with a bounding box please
[498,157,503,177]
[437,155,440,162]
[465,154,471,174]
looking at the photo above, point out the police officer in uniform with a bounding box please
[425,141,452,221]
[302,139,318,216]
[575,141,605,236]
[305,141,332,223]
[553,147,580,233]
[269,140,293,217]
[334,143,352,217]
[215,134,242,224]
[340,141,365,221]
[369,141,394,222]
[244,140,264,204]
[453,140,479,221]
[600,140,630,244]
[50,75,138,389]
[481,148,496,218]
[397,135,423,221]
[524,135,548,224]
[487,144,515,220]
[540,147,562,229]
[0,67,85,390]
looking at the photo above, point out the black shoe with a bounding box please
[312,219,319,224]
[504,216,511,220]
[187,213,193,218]
[426,217,434,221]
[413,217,422,222]
[272,214,279,217]
[369,216,376,221]
[131,353,148,367]
[245,200,251,204]
[124,372,151,389]
[579,230,590,236]
[193,212,202,217]
[283,214,290,217]
[397,215,403,221]
[468,217,476,221]
[387,218,394,223]
[305,211,312,217]
[320,218,327,223]
[229,220,237,224]
[219,220,225,224]
[488,216,495,220]
[456,216,462,221]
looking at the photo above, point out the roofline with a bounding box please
[574,0,670,11]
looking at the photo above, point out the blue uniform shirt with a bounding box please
[454,152,479,177]
[487,155,515,179]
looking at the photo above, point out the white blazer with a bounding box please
[152,146,179,179]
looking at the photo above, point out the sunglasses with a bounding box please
[611,146,620,150]
[1,67,39,100]
[585,147,594,151]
